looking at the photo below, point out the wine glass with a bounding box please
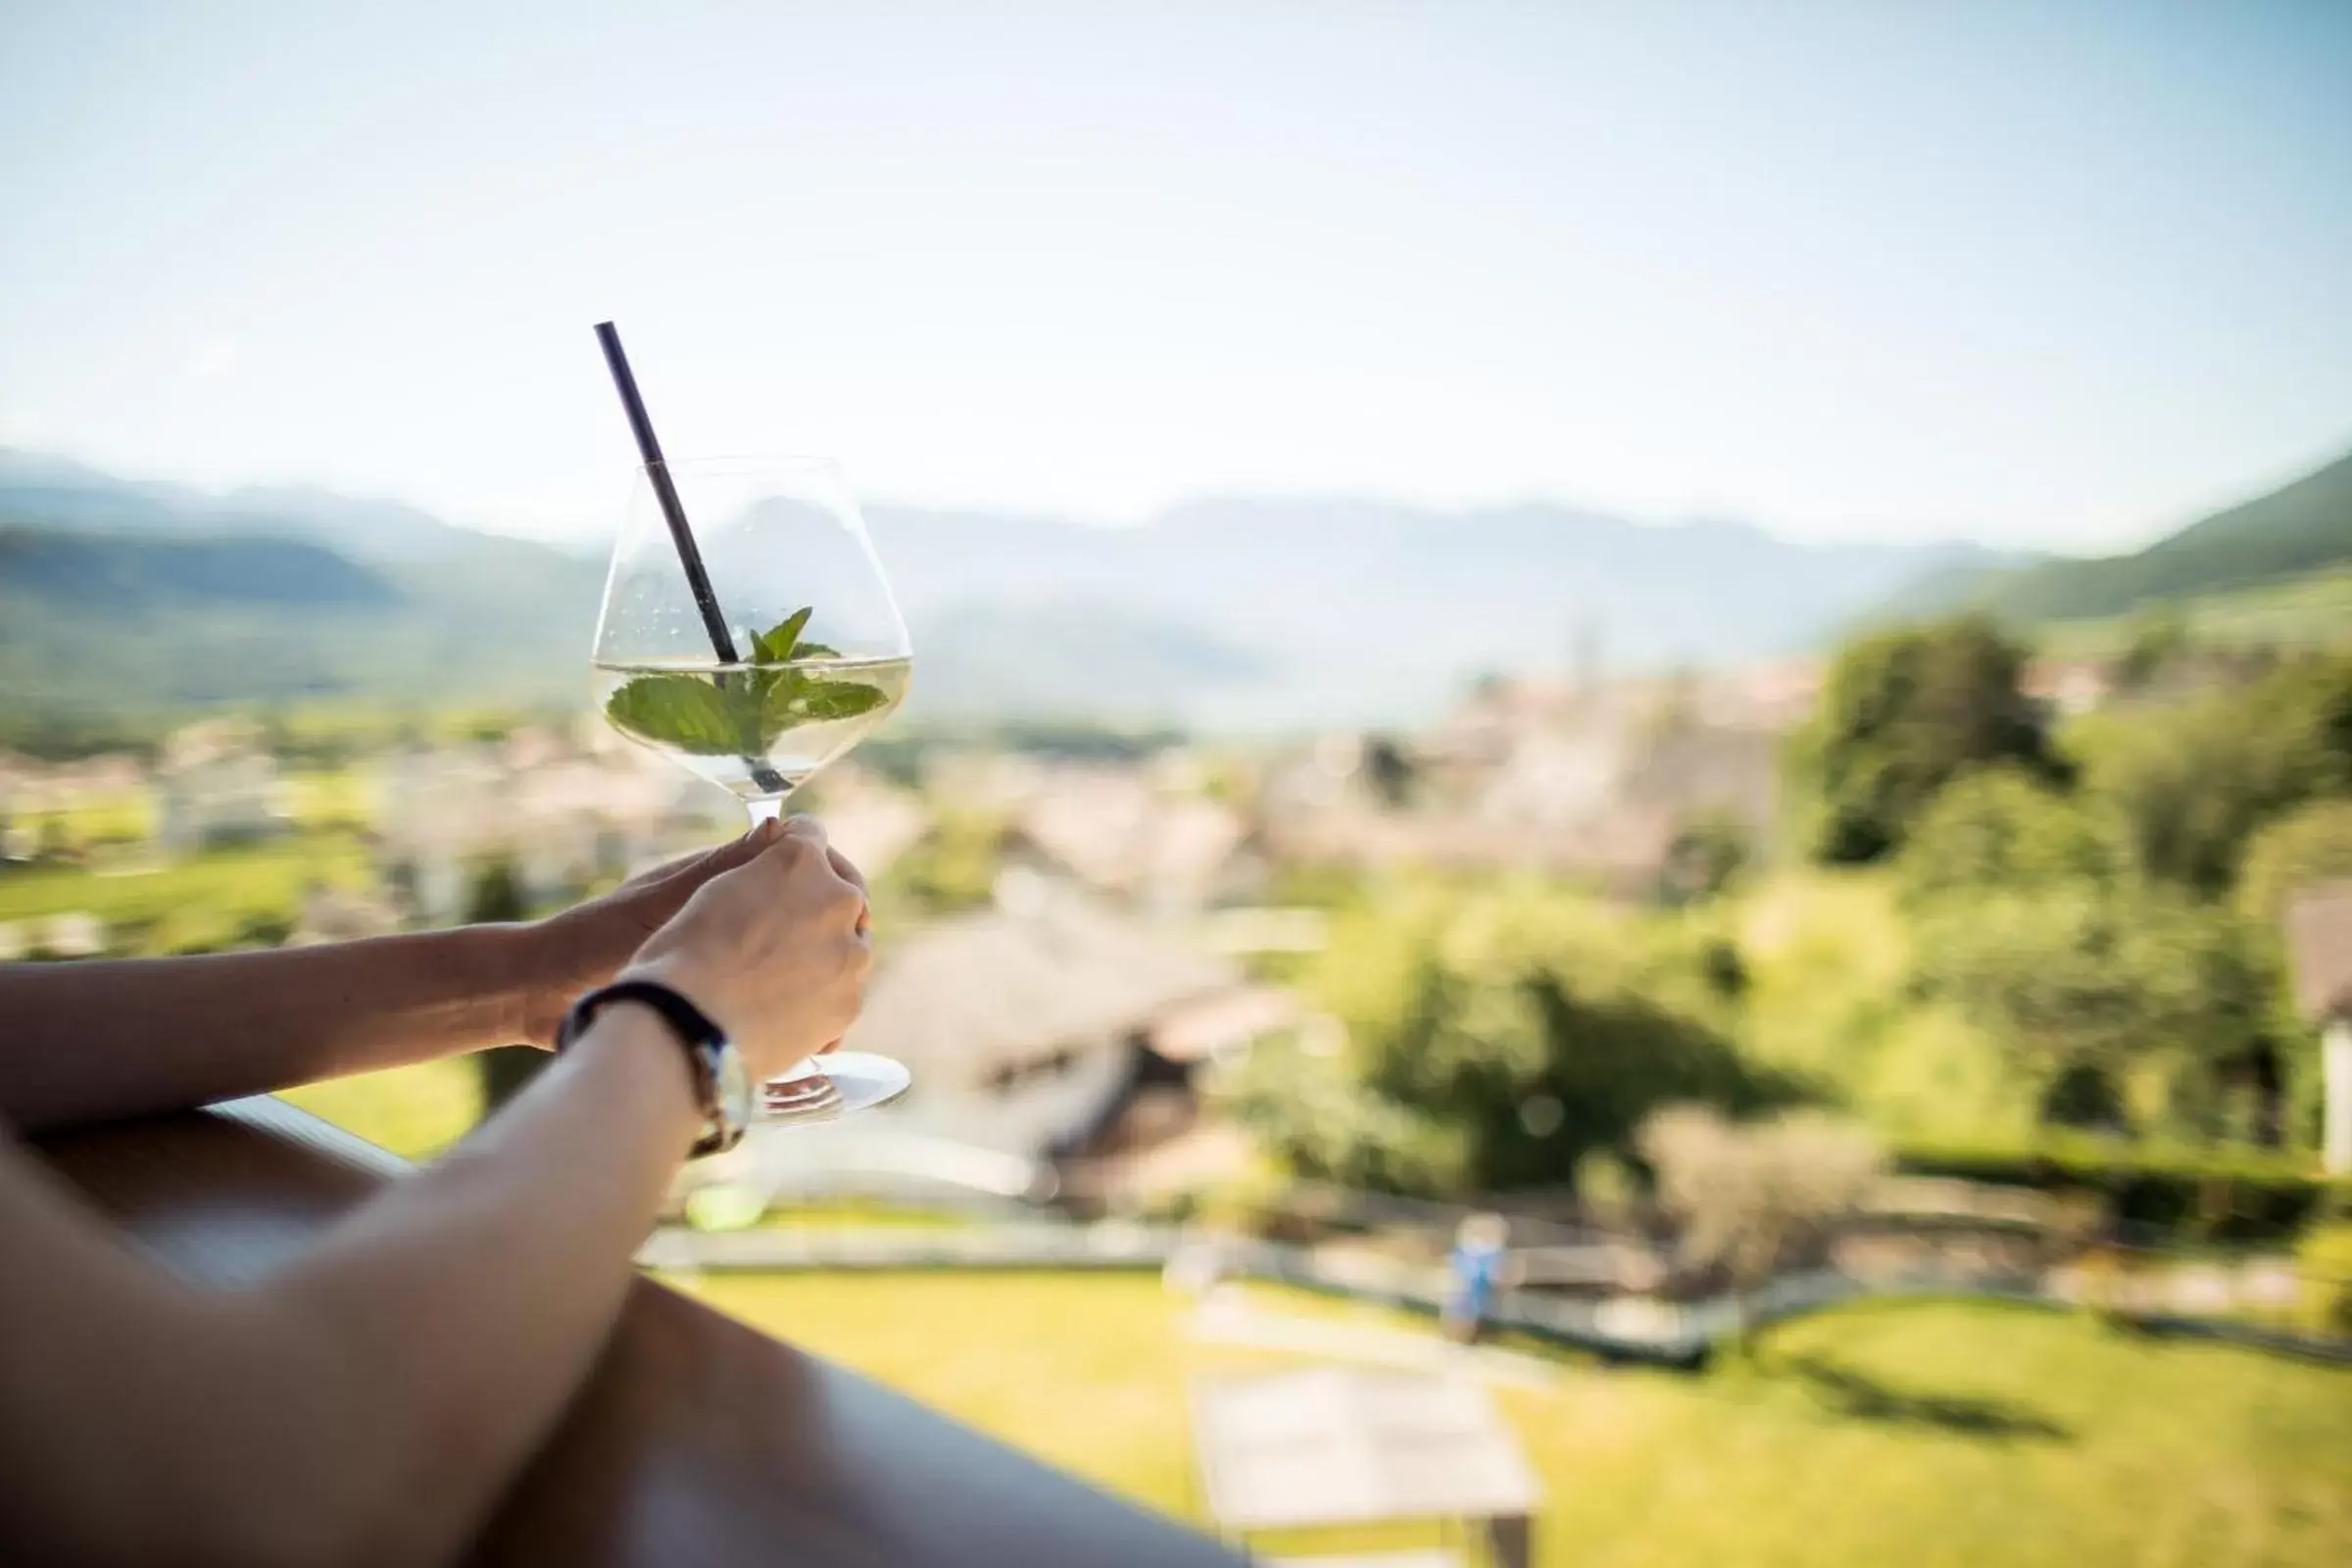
[592,456,912,1122]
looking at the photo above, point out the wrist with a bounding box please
[563,978,753,1156]
[564,1003,709,1135]
[490,920,586,1050]
[612,958,728,1039]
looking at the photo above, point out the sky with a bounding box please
[2,0,2349,552]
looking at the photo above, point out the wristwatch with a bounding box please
[556,978,752,1157]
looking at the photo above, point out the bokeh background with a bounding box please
[4,4,2350,1563]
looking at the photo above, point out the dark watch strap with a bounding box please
[557,978,741,1155]
[557,978,726,1055]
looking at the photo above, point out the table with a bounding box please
[1190,1364,1538,1568]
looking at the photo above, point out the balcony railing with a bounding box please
[31,1096,1250,1568]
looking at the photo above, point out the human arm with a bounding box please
[0,830,773,1133]
[0,818,870,1568]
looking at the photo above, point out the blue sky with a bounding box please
[2,0,2347,551]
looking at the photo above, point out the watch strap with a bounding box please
[557,978,744,1156]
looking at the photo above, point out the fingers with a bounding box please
[771,817,862,895]
[639,821,775,891]
[741,816,868,930]
[822,842,872,935]
[783,815,870,910]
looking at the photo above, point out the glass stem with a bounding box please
[743,793,824,1093]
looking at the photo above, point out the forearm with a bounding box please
[0,1005,700,1568]
[0,925,557,1131]
[274,1006,700,1565]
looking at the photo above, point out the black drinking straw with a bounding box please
[594,321,786,795]
[594,321,742,665]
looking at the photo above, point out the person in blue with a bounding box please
[1444,1211,1511,1344]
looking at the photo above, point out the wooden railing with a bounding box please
[31,1098,1250,1568]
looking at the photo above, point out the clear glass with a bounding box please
[593,456,912,1122]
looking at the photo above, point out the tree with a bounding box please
[1573,1148,1640,1230]
[1225,886,1804,1199]
[1895,765,2129,904]
[1361,734,1418,808]
[1911,885,2278,1136]
[465,857,545,1112]
[2079,653,2352,896]
[2235,799,2352,928]
[1657,809,1751,906]
[2114,609,2192,694]
[1638,1105,1884,1347]
[1792,614,2062,865]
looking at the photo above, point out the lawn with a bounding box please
[680,1272,2352,1567]
[9,788,156,846]
[277,1057,481,1162]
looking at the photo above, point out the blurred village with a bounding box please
[6,626,2346,1354]
[10,611,2352,1562]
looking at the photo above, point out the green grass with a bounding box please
[678,1273,2352,1567]
[282,768,376,832]
[11,789,156,846]
[276,1057,482,1162]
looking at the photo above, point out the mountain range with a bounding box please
[1915,445,2352,625]
[3,441,2344,730]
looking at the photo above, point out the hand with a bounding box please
[514,826,776,1047]
[616,818,874,1082]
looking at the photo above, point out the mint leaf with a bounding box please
[607,606,886,761]
[751,607,812,665]
[606,674,754,757]
[758,667,812,744]
[796,678,889,722]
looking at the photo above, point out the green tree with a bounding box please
[1225,886,1804,1198]
[2114,608,2192,693]
[1896,766,2129,904]
[1792,614,2062,864]
[1911,886,2278,1135]
[2079,654,2352,896]
[2235,799,2352,927]
[466,857,546,1112]
[1361,734,1418,808]
[1657,810,1752,906]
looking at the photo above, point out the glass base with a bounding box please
[759,1051,910,1123]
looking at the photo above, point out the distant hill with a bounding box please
[0,458,608,717]
[1,453,2019,729]
[0,527,396,610]
[0,526,602,713]
[0,449,506,564]
[1909,443,2352,626]
[866,499,2017,726]
[904,599,1269,721]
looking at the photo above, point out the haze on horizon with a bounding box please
[2,1,2348,554]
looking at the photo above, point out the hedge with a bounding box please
[1893,1134,2352,1242]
